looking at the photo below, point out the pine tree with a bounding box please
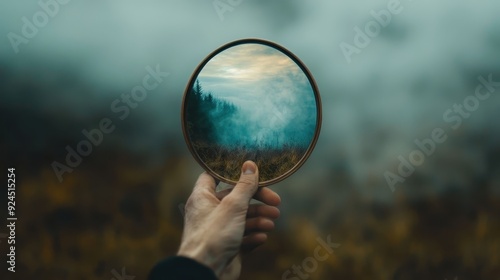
[186,79,240,146]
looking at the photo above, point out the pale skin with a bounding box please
[177,161,281,280]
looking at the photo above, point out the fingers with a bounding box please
[222,161,259,209]
[253,187,281,206]
[244,217,275,234]
[241,233,267,254]
[246,204,280,219]
[216,186,280,204]
[193,172,217,195]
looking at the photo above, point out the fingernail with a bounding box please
[243,161,255,174]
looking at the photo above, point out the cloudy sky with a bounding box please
[2,2,500,278]
[1,0,499,199]
[197,43,317,143]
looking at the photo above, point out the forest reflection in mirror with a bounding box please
[184,42,319,183]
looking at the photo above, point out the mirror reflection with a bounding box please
[184,41,320,184]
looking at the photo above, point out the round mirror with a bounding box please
[182,39,322,186]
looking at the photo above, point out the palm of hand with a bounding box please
[179,171,280,280]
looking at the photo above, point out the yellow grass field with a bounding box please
[193,141,307,182]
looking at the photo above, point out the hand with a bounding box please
[177,161,281,279]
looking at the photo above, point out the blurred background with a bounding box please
[1,0,499,279]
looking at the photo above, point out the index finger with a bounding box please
[253,187,281,206]
[193,171,217,195]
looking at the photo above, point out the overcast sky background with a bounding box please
[2,1,500,278]
[1,0,499,202]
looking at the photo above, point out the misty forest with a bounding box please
[185,80,316,181]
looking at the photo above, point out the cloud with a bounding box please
[198,43,307,104]
[193,42,317,147]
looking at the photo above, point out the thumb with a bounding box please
[224,161,259,208]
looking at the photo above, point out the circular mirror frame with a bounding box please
[181,38,322,186]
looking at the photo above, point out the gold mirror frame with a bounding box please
[181,38,322,186]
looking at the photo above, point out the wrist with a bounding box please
[177,242,224,276]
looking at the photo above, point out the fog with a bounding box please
[2,0,500,197]
[194,43,317,148]
[1,0,499,201]
[1,1,500,278]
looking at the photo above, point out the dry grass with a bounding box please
[193,142,307,182]
[12,154,500,280]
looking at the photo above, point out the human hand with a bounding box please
[177,161,281,279]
